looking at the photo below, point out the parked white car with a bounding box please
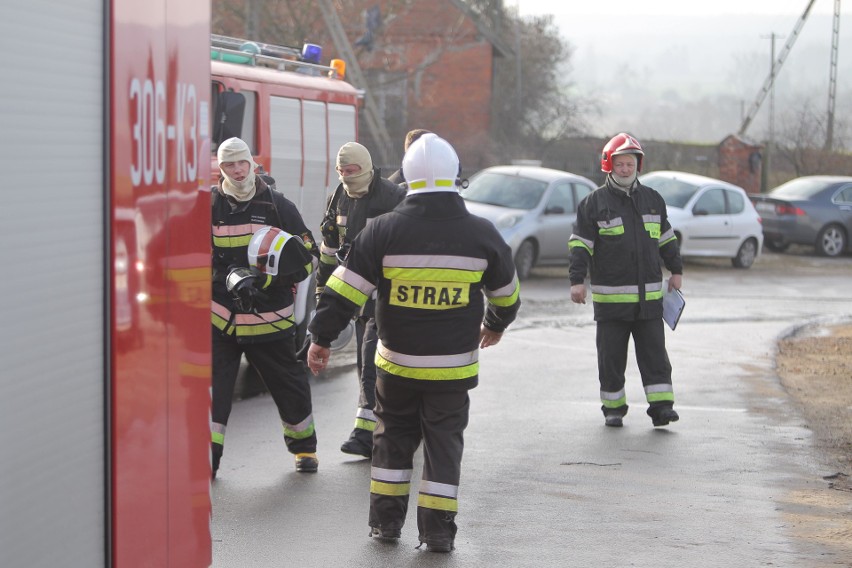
[461,165,597,279]
[639,171,764,269]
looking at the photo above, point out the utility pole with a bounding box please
[760,32,781,193]
[825,0,841,151]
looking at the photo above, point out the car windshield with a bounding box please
[770,178,830,199]
[462,172,547,210]
[640,174,699,208]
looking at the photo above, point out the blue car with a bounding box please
[751,176,852,257]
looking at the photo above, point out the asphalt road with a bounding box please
[211,249,852,567]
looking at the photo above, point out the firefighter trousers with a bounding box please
[596,318,674,418]
[211,330,317,459]
[350,316,378,440]
[369,377,469,547]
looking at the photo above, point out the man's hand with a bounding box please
[479,326,503,348]
[668,274,683,292]
[307,343,331,376]
[570,283,587,304]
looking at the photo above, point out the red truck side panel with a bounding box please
[110,0,212,566]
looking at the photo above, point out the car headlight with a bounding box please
[496,213,523,230]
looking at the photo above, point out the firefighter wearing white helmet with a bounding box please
[306,133,521,552]
[211,136,321,477]
[568,133,683,428]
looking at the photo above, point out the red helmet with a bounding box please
[601,133,644,173]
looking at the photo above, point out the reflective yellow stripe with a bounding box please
[488,281,520,307]
[647,392,674,403]
[283,422,315,440]
[211,312,233,333]
[644,222,661,239]
[376,351,478,381]
[213,234,253,248]
[355,418,376,431]
[592,290,663,303]
[599,226,624,236]
[371,480,411,496]
[601,396,627,408]
[327,274,369,306]
[417,494,458,512]
[383,266,483,283]
[211,432,224,444]
[235,319,294,336]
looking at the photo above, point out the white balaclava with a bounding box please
[217,137,258,202]
[609,153,638,192]
[337,142,374,198]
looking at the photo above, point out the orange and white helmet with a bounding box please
[247,226,294,277]
[601,133,644,173]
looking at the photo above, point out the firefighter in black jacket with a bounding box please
[211,137,320,476]
[569,133,683,428]
[307,134,520,552]
[316,142,406,459]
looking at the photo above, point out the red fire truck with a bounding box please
[2,2,359,567]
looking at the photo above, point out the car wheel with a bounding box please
[764,238,789,253]
[514,240,536,280]
[731,238,758,269]
[816,224,847,257]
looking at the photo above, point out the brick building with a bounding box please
[317,0,512,173]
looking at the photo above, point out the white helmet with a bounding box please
[401,133,460,193]
[247,226,294,277]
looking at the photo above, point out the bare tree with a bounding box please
[775,96,850,177]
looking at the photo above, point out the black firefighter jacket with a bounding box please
[211,177,318,343]
[316,169,406,317]
[568,179,682,322]
[309,192,521,392]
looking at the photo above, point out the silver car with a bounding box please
[639,171,764,269]
[461,166,596,279]
[750,176,852,257]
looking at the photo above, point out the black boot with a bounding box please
[211,442,223,479]
[340,429,372,458]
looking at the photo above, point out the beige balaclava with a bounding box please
[217,137,258,202]
[337,142,374,198]
[609,153,638,193]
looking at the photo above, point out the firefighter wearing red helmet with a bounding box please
[569,133,683,428]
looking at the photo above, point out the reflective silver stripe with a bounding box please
[233,305,294,325]
[331,266,376,296]
[643,214,661,223]
[378,341,478,368]
[645,383,673,394]
[320,242,339,256]
[660,228,676,242]
[597,217,623,229]
[419,480,458,498]
[569,233,595,250]
[600,388,626,401]
[356,408,376,421]
[336,214,348,226]
[283,414,314,432]
[592,284,639,295]
[372,467,413,483]
[384,254,488,271]
[211,422,226,435]
[486,275,519,298]
[212,222,268,236]
[645,281,663,292]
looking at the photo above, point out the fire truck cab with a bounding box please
[210,34,361,344]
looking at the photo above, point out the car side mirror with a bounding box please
[544,206,565,215]
[693,208,709,216]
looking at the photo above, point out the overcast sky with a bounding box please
[513,1,850,143]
